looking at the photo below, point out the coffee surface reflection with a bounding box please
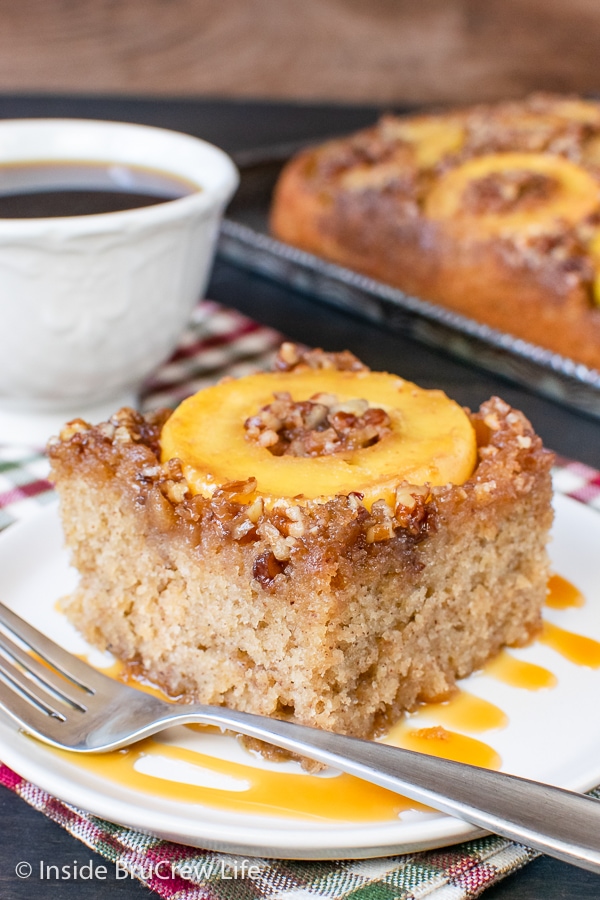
[0,161,196,217]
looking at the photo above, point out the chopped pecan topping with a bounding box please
[58,419,91,441]
[500,227,593,285]
[310,127,412,181]
[274,342,367,373]
[253,550,285,588]
[244,391,392,458]
[462,170,559,215]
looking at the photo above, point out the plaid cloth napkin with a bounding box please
[1,298,599,900]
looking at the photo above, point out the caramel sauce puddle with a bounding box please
[546,574,585,610]
[384,725,501,771]
[541,574,600,668]
[485,651,557,690]
[49,736,417,822]
[539,622,600,668]
[414,691,507,733]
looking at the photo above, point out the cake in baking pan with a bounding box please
[271,94,600,370]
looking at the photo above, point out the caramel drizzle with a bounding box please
[539,621,600,668]
[485,651,557,690]
[542,573,600,668]
[546,573,585,610]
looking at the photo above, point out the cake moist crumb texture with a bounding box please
[49,346,554,742]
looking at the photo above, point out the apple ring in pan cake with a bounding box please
[424,152,599,239]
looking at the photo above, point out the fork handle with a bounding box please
[146,704,600,873]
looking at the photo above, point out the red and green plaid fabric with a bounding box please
[0,298,598,899]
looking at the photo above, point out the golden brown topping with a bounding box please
[273,343,367,373]
[59,419,91,441]
[219,478,258,497]
[58,406,171,457]
[462,170,559,215]
[256,518,295,561]
[252,550,285,588]
[366,500,396,543]
[244,391,392,458]
[491,226,594,297]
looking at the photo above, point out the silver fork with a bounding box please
[1,599,600,873]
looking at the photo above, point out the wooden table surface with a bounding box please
[2,0,600,106]
[1,95,600,900]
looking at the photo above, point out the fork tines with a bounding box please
[0,602,97,724]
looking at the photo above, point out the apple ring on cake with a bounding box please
[160,361,477,510]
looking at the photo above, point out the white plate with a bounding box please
[1,494,600,859]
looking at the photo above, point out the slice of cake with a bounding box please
[48,345,554,740]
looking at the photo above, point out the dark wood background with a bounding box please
[1,0,599,104]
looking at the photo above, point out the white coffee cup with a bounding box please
[0,118,239,444]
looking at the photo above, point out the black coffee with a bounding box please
[0,161,197,218]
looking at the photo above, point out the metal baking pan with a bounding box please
[217,143,600,420]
